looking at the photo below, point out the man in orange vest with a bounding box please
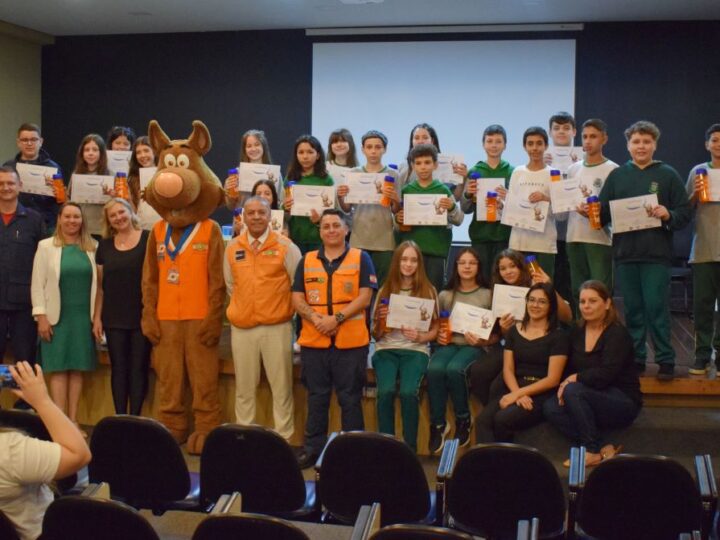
[224,196,301,442]
[292,209,377,468]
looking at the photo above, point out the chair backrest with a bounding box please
[39,496,159,540]
[191,514,310,540]
[199,424,307,512]
[0,509,20,540]
[370,524,474,539]
[577,454,704,540]
[88,415,190,504]
[445,443,565,538]
[317,431,430,525]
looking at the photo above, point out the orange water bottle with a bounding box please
[525,255,542,275]
[438,310,452,345]
[697,167,710,203]
[398,202,411,232]
[380,176,395,207]
[486,191,498,222]
[376,298,389,335]
[469,171,481,203]
[52,173,66,203]
[550,169,561,182]
[114,172,129,200]
[587,195,602,230]
[285,181,295,202]
[226,168,239,198]
[233,208,243,230]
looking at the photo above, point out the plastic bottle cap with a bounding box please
[115,172,127,177]
[388,164,398,170]
[525,255,537,263]
[233,208,243,216]
[587,195,599,203]
[384,176,395,183]
[697,167,708,175]
[550,169,561,176]
[52,174,63,180]
[487,191,498,198]
[380,298,389,305]
[469,172,481,179]
[228,168,238,175]
[440,310,450,318]
[287,181,296,187]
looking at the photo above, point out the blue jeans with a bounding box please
[543,382,640,453]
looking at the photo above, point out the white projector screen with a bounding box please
[312,39,576,242]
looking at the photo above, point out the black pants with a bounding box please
[106,328,152,415]
[468,343,503,405]
[0,308,37,364]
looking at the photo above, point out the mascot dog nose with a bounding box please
[154,171,185,198]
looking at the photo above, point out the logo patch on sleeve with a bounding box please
[369,275,377,284]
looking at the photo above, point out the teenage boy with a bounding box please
[567,119,617,312]
[397,144,464,292]
[686,123,720,375]
[3,123,62,230]
[461,124,514,282]
[338,130,399,285]
[599,121,691,380]
[506,127,557,277]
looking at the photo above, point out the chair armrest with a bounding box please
[435,439,459,526]
[567,447,586,540]
[314,431,339,475]
[694,454,717,538]
[350,502,381,540]
[81,482,111,500]
[211,492,242,515]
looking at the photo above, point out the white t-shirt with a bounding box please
[566,160,618,245]
[0,432,61,540]
[507,165,558,254]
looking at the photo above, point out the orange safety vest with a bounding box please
[298,248,369,349]
[153,219,213,321]
[225,231,294,328]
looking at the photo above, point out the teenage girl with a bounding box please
[69,134,110,237]
[224,129,277,211]
[371,240,438,453]
[251,179,289,237]
[127,136,156,210]
[107,126,136,151]
[327,128,358,168]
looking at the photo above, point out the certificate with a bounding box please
[474,177,506,221]
[491,284,530,320]
[549,177,583,213]
[500,192,549,232]
[69,174,114,204]
[547,146,583,175]
[449,302,496,340]
[387,293,436,332]
[238,163,282,193]
[107,150,132,176]
[437,153,464,185]
[290,184,336,217]
[327,163,352,186]
[706,169,720,201]
[344,172,383,204]
[403,194,448,226]
[137,167,162,229]
[15,163,57,197]
[609,194,661,234]
[269,209,285,234]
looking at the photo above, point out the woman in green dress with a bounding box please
[31,202,97,430]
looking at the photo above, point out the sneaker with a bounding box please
[656,363,675,381]
[455,417,473,448]
[295,448,319,469]
[689,359,709,376]
[429,423,450,455]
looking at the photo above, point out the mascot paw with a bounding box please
[168,428,188,446]
[187,431,208,455]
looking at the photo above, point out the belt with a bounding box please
[520,375,541,382]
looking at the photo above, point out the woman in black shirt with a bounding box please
[475,282,568,443]
[544,280,642,467]
[93,198,150,415]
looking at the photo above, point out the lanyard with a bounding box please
[164,224,194,262]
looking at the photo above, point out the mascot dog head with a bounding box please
[144,120,224,228]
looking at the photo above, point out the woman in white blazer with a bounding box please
[31,202,97,432]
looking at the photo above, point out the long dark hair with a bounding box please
[327,128,358,167]
[491,249,532,288]
[406,123,440,169]
[444,247,487,306]
[521,282,558,332]
[251,179,279,210]
[128,136,155,208]
[286,135,328,182]
[73,133,109,175]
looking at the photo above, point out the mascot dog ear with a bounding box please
[187,120,212,156]
[148,120,171,158]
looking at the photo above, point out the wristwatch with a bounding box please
[335,312,346,324]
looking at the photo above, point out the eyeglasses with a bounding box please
[18,138,40,144]
[527,297,549,305]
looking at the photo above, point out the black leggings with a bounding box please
[105,328,151,415]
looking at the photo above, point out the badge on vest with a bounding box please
[343,281,354,294]
[167,266,180,285]
[235,250,246,261]
[308,289,321,303]
[193,243,208,251]
[157,244,166,261]
[263,249,278,256]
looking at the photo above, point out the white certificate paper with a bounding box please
[70,174,114,205]
[387,293,436,332]
[706,169,720,201]
[269,209,285,234]
[16,163,57,197]
[327,163,352,186]
[107,150,132,176]
[500,192,549,232]
[609,194,661,234]
[547,146,583,175]
[449,302,496,340]
[549,177,584,213]
[290,184,336,217]
[238,163,282,193]
[137,167,162,229]
[344,172,384,204]
[436,153,465,185]
[403,194,448,226]
[474,177,506,221]
[492,284,530,320]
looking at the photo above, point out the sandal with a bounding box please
[562,449,614,468]
[600,444,623,460]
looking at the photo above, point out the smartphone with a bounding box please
[0,364,19,389]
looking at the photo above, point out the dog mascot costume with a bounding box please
[141,120,225,455]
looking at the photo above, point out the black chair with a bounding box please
[39,496,160,540]
[315,431,437,526]
[369,524,474,539]
[569,452,705,539]
[191,513,310,540]
[88,415,201,514]
[199,424,316,519]
[0,409,80,494]
[441,443,565,539]
[0,509,20,540]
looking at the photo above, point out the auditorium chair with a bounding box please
[0,509,20,540]
[567,447,710,539]
[199,424,317,520]
[0,408,81,495]
[315,431,444,526]
[38,496,160,540]
[88,415,202,514]
[369,523,475,539]
[439,442,566,539]
[191,513,310,540]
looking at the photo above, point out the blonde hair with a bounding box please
[101,197,140,238]
[52,202,96,252]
